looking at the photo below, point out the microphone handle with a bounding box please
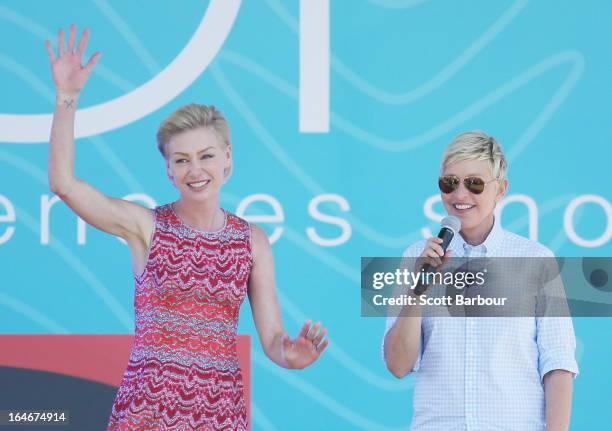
[413,227,455,296]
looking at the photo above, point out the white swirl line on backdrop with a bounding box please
[0,52,55,100]
[250,404,280,431]
[0,150,132,329]
[89,135,145,192]
[331,51,584,152]
[0,0,241,143]
[0,291,68,333]
[265,0,529,104]
[92,0,160,75]
[252,350,410,431]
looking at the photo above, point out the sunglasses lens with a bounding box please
[438,176,459,194]
[465,177,485,194]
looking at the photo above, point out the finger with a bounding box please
[313,327,327,345]
[44,40,56,63]
[424,255,441,269]
[297,320,311,339]
[316,339,330,353]
[429,243,445,257]
[425,250,442,267]
[67,23,76,53]
[83,51,102,72]
[58,28,65,56]
[76,28,89,59]
[306,322,321,340]
[426,237,443,251]
[427,237,443,248]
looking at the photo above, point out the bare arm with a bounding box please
[544,369,573,431]
[247,224,328,369]
[383,309,422,378]
[384,237,450,378]
[46,25,153,271]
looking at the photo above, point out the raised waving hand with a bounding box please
[45,24,101,95]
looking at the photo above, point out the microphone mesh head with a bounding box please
[441,216,461,233]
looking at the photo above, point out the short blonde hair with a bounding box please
[442,131,507,180]
[156,103,230,158]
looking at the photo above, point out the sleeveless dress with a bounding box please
[107,204,252,431]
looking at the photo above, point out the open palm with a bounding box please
[45,24,101,94]
[281,320,329,369]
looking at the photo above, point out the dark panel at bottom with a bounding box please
[0,366,117,431]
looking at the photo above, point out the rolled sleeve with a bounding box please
[536,316,579,380]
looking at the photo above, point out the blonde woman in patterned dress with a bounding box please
[46,25,329,431]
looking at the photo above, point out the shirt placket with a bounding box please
[464,244,483,431]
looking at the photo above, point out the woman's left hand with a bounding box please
[281,320,329,369]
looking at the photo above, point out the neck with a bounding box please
[174,197,223,231]
[460,213,495,246]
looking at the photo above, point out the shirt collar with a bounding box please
[447,215,504,256]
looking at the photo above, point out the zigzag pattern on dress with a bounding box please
[108,204,252,431]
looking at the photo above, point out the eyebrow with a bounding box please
[171,146,215,156]
[444,173,488,177]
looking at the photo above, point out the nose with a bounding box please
[453,180,472,199]
[188,159,206,172]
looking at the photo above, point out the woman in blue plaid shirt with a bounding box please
[383,131,577,431]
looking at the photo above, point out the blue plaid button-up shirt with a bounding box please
[384,217,579,430]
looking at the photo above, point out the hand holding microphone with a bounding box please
[414,216,461,296]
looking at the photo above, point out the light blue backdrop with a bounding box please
[1,1,610,429]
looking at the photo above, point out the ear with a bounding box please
[496,178,508,202]
[224,145,233,179]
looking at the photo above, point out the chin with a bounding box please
[449,211,479,229]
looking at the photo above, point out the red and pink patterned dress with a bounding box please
[107,204,252,431]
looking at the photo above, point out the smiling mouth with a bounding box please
[187,180,210,189]
[453,203,475,211]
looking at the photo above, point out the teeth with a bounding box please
[454,204,474,210]
[188,180,208,188]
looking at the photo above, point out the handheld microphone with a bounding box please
[413,216,461,296]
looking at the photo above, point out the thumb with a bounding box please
[83,51,102,71]
[282,333,292,349]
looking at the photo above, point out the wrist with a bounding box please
[56,89,80,100]
[56,90,80,109]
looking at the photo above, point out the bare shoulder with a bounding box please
[249,223,273,261]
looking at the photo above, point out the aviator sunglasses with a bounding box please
[438,175,498,195]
